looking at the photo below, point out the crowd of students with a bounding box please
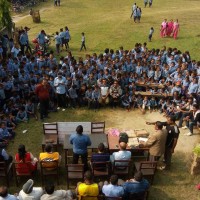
[0,26,200,148]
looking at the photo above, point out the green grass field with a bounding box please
[4,0,200,199]
[15,0,200,60]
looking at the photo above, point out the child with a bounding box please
[54,31,61,55]
[149,96,157,112]
[148,27,154,42]
[16,106,28,123]
[142,96,150,114]
[91,85,100,111]
[80,32,86,51]
[25,99,38,120]
[121,92,131,111]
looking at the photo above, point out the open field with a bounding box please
[14,0,200,60]
[3,0,200,199]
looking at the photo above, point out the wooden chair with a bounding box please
[104,197,123,200]
[66,164,84,189]
[40,160,59,185]
[134,161,157,184]
[112,159,131,179]
[0,161,13,187]
[91,161,111,178]
[91,122,105,134]
[128,191,149,200]
[42,123,58,151]
[13,162,33,186]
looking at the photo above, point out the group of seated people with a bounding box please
[0,171,149,200]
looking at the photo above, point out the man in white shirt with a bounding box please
[18,179,43,200]
[99,78,110,106]
[54,72,67,111]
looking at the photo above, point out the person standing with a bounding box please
[80,32,86,51]
[146,115,180,170]
[172,19,180,40]
[19,30,27,55]
[35,78,50,121]
[144,0,148,8]
[54,32,61,55]
[65,26,71,50]
[54,72,67,111]
[148,27,154,42]
[149,0,153,7]
[130,3,136,18]
[24,27,32,54]
[140,121,167,161]
[160,19,167,38]
[69,125,91,171]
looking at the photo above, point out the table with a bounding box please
[107,134,149,160]
[63,134,108,164]
[136,82,165,89]
[135,91,172,97]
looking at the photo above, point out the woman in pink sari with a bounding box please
[172,19,180,39]
[167,19,173,36]
[160,19,167,38]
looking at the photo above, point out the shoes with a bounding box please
[57,107,60,110]
[184,132,192,136]
[182,126,188,129]
[62,109,65,111]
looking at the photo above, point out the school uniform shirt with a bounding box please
[54,76,67,94]
[18,187,43,200]
[0,194,18,200]
[188,83,198,94]
[54,35,62,45]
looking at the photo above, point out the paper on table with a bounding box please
[138,137,148,143]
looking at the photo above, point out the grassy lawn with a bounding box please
[3,0,200,199]
[14,0,200,60]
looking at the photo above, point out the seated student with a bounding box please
[16,106,28,123]
[0,147,13,165]
[110,142,131,167]
[121,92,131,111]
[102,175,124,198]
[0,122,14,140]
[39,144,61,169]
[18,179,43,200]
[76,171,99,200]
[41,183,74,200]
[25,99,38,120]
[0,186,18,200]
[91,143,110,170]
[15,144,38,174]
[123,171,149,199]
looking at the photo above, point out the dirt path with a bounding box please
[104,109,199,154]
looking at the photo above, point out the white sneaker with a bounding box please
[182,126,188,129]
[57,107,60,110]
[62,109,65,111]
[184,132,192,136]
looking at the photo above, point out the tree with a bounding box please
[0,0,12,31]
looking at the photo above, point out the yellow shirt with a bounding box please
[39,152,59,169]
[78,183,99,200]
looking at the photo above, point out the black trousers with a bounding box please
[40,99,49,119]
[57,93,66,108]
[80,41,86,51]
[164,147,172,170]
[73,152,88,171]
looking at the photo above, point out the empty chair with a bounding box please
[134,161,157,184]
[91,122,105,134]
[112,159,131,178]
[66,164,84,189]
[91,161,111,178]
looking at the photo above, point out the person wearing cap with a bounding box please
[146,115,180,170]
[41,183,74,200]
[18,179,43,200]
[54,72,67,111]
[0,186,18,200]
[123,171,149,199]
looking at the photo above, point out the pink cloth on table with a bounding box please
[107,128,120,136]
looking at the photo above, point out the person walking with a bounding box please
[148,27,154,42]
[172,19,180,40]
[130,3,136,18]
[54,32,61,55]
[80,32,86,51]
[144,0,148,8]
[65,26,71,50]
[35,78,50,121]
[69,125,91,171]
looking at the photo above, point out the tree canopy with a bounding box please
[0,0,12,31]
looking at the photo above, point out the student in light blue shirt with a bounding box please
[188,78,198,94]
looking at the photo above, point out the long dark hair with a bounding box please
[18,144,26,160]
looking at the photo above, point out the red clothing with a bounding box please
[15,152,37,173]
[35,84,50,100]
